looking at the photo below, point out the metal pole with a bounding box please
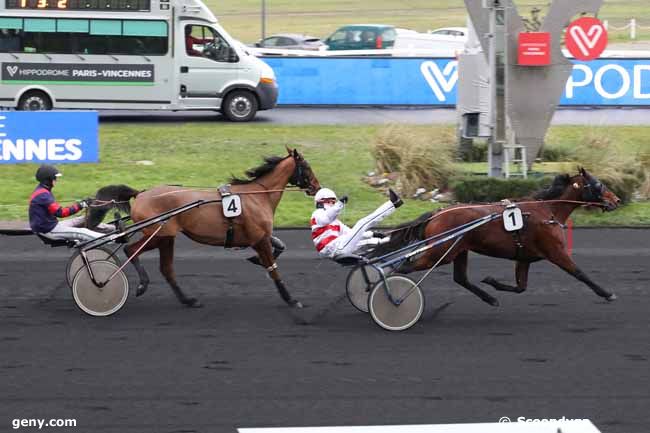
[488,0,505,178]
[261,0,267,40]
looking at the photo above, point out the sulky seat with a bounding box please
[332,253,369,267]
[36,233,77,248]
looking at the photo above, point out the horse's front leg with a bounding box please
[547,250,617,301]
[482,261,530,294]
[252,237,303,308]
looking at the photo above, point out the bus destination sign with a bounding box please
[5,0,151,11]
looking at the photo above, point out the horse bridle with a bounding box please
[582,176,605,202]
[289,156,312,190]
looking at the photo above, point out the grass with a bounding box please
[1,124,649,227]
[207,0,650,44]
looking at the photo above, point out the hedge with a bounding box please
[450,176,553,203]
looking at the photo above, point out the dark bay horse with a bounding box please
[371,168,621,306]
[88,148,320,308]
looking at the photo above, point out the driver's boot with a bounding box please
[247,236,286,266]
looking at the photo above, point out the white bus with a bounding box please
[0,0,277,121]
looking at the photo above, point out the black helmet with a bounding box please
[35,164,61,186]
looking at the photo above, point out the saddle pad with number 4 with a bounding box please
[222,195,242,218]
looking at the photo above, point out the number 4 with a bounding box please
[227,200,238,213]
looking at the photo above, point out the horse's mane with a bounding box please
[230,155,287,185]
[533,174,571,200]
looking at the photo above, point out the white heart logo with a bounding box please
[420,60,458,102]
[569,24,604,57]
[6,66,18,77]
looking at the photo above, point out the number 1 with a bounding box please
[509,212,517,225]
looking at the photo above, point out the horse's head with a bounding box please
[287,147,320,196]
[571,168,621,211]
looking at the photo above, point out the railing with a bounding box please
[603,19,650,40]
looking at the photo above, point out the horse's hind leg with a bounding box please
[482,261,530,294]
[546,250,616,301]
[124,235,163,297]
[252,237,303,308]
[453,251,500,307]
[158,236,201,308]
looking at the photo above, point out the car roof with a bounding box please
[265,33,320,40]
[431,27,467,33]
[334,24,395,30]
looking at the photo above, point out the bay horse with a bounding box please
[88,148,320,308]
[370,168,621,306]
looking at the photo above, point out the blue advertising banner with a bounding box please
[0,111,98,164]
[264,57,458,105]
[263,57,650,106]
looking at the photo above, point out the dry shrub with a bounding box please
[570,131,643,203]
[638,151,650,200]
[371,125,457,195]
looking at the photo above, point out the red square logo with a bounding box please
[518,32,551,66]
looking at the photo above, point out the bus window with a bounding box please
[185,25,231,62]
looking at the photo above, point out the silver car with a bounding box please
[254,34,325,51]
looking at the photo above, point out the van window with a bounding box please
[185,25,231,62]
[24,19,56,33]
[0,17,167,55]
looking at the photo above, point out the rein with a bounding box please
[147,186,310,199]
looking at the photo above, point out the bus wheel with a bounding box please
[222,90,258,122]
[18,91,52,111]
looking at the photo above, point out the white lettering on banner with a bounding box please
[0,139,83,161]
[420,60,458,102]
[419,60,648,102]
[565,64,593,98]
[565,63,650,100]
[634,65,650,99]
[594,64,630,99]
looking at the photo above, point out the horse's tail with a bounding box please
[87,184,142,229]
[368,211,435,258]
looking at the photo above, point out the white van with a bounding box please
[0,0,277,121]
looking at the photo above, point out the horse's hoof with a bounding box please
[606,294,618,302]
[481,277,495,284]
[289,300,304,309]
[136,284,148,297]
[183,298,202,308]
[487,298,500,307]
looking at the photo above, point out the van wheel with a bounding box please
[18,91,52,111]
[222,90,258,122]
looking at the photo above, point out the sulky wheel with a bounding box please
[66,247,120,289]
[368,275,424,332]
[346,265,382,313]
[72,260,129,317]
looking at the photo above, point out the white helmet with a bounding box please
[314,188,337,203]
